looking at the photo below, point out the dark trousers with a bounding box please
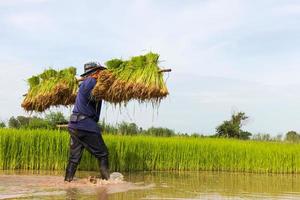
[68,128,109,164]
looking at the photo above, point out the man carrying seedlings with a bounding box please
[65,62,109,182]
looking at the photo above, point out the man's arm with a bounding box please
[80,77,97,95]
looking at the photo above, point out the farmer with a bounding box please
[64,62,109,182]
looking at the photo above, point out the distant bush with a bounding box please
[0,121,5,128]
[26,117,54,129]
[285,131,300,142]
[118,122,139,135]
[8,117,20,129]
[252,133,272,141]
[100,120,177,137]
[144,127,175,137]
[16,116,30,127]
[8,115,56,130]
[99,120,118,134]
[252,133,283,141]
[190,133,204,138]
[45,112,67,126]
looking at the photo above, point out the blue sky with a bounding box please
[0,0,300,135]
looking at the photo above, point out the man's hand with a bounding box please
[76,77,85,82]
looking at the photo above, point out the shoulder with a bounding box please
[80,77,97,92]
[83,77,97,85]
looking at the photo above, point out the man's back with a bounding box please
[68,77,102,133]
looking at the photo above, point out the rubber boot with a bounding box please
[64,162,78,182]
[98,157,110,180]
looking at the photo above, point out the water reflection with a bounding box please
[65,188,79,200]
[110,171,300,200]
[1,171,300,199]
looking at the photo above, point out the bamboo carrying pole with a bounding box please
[56,124,69,128]
[76,68,172,82]
[159,69,172,73]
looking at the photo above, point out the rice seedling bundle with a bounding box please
[21,67,78,112]
[21,52,169,112]
[1,129,300,173]
[92,52,169,104]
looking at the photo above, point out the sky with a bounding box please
[0,0,300,135]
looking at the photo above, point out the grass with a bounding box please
[1,128,300,173]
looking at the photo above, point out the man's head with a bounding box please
[80,62,106,77]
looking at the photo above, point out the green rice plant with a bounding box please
[1,128,300,173]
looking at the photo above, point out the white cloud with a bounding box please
[0,0,49,6]
[106,0,245,78]
[273,3,300,16]
[4,12,54,32]
[0,60,38,121]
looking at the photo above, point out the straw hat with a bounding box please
[80,62,106,77]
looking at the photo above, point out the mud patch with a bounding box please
[0,173,154,199]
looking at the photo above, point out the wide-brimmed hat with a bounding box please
[80,62,106,77]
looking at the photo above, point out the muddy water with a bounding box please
[1,171,300,199]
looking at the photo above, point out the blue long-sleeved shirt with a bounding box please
[68,77,102,133]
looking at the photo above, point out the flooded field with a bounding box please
[1,170,300,199]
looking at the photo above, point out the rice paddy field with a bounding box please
[1,128,300,173]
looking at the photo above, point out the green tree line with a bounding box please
[2,112,179,137]
[1,111,298,141]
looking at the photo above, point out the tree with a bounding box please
[285,131,300,142]
[216,121,239,138]
[8,117,20,129]
[275,134,283,141]
[145,127,175,137]
[99,120,118,134]
[240,131,252,140]
[191,133,203,138]
[45,112,67,126]
[0,121,5,128]
[27,117,53,129]
[252,133,271,141]
[118,122,139,135]
[216,112,251,139]
[16,116,31,127]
